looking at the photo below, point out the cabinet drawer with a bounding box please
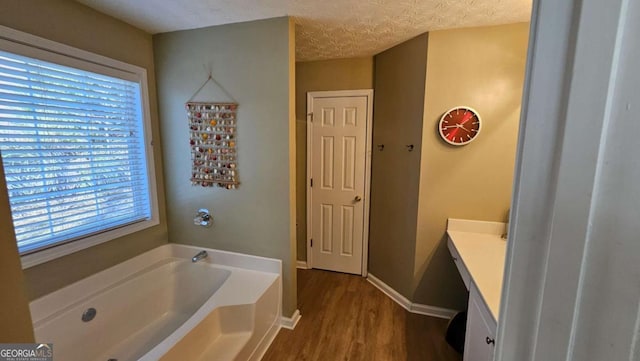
[448,237,471,290]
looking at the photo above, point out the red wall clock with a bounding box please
[438,106,482,146]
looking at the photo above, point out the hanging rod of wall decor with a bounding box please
[186,101,238,106]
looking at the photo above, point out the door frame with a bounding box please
[306,89,373,277]
[497,0,634,359]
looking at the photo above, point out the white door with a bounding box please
[307,91,372,275]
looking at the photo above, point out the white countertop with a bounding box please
[447,219,508,322]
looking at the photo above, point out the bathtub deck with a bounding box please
[30,245,282,361]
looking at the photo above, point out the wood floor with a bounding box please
[262,269,462,361]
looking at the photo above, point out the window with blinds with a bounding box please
[0,49,153,255]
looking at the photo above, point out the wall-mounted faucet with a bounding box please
[192,250,208,263]
[194,208,212,227]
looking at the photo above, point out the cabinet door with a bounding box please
[464,284,496,361]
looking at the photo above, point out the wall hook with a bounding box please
[406,144,414,152]
[377,144,385,151]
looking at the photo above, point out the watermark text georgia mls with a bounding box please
[0,344,53,361]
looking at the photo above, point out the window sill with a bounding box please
[20,218,159,269]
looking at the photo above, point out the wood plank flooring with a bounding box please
[262,269,462,361]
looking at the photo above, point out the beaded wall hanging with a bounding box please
[186,75,239,189]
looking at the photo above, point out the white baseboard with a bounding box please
[367,273,457,319]
[409,302,458,319]
[296,261,309,269]
[280,309,301,330]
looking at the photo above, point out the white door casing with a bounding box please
[307,90,373,275]
[498,0,640,360]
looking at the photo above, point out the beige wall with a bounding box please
[295,58,374,122]
[153,17,298,316]
[413,23,529,308]
[0,158,34,342]
[369,35,429,298]
[0,0,168,300]
[368,24,528,310]
[295,58,374,260]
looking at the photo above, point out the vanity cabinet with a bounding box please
[464,283,497,361]
[445,223,505,361]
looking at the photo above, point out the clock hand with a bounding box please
[449,123,473,141]
[454,115,475,131]
[459,114,475,126]
[452,123,470,131]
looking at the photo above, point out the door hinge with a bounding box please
[310,239,313,247]
[310,178,313,187]
[308,112,313,121]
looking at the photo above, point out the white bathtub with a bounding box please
[29,244,282,361]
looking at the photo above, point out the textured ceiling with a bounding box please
[76,0,532,61]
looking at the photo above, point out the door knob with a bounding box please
[354,196,362,202]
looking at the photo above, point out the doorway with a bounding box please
[306,90,373,276]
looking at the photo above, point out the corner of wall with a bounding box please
[0,157,34,342]
[368,33,429,301]
[287,16,298,315]
[412,23,529,308]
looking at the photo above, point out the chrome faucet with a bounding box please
[192,250,208,263]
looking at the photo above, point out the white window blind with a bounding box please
[0,49,152,255]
